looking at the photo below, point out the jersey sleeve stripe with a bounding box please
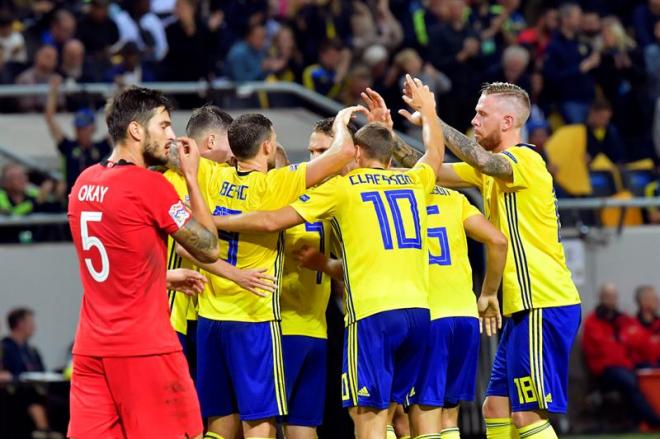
[505,193,533,309]
[330,219,357,324]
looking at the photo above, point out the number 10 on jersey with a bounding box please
[361,189,422,250]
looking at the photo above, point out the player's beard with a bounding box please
[477,129,502,152]
[142,133,169,168]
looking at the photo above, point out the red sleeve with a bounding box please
[139,170,191,235]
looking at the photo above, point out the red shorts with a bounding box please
[67,351,202,439]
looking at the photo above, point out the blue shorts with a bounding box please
[486,305,581,413]
[196,318,287,421]
[408,317,480,407]
[342,308,430,409]
[280,335,327,427]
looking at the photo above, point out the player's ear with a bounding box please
[206,134,215,151]
[127,121,143,142]
[262,137,274,156]
[502,114,514,131]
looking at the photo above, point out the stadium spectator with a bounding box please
[0,45,15,85]
[266,25,303,83]
[635,285,660,366]
[600,17,658,163]
[302,38,350,99]
[44,76,110,195]
[105,41,156,85]
[350,0,403,57]
[0,163,58,217]
[1,308,62,439]
[75,0,119,81]
[361,43,391,94]
[582,283,660,427]
[645,21,660,101]
[40,9,76,53]
[58,39,90,85]
[584,99,626,164]
[517,7,558,63]
[633,0,660,49]
[427,0,483,131]
[393,48,451,97]
[112,0,168,62]
[225,22,270,82]
[484,44,532,93]
[162,0,221,82]
[470,0,526,64]
[580,9,602,47]
[0,12,27,64]
[219,0,268,43]
[339,63,373,106]
[1,308,44,375]
[294,0,353,65]
[15,45,60,112]
[544,3,599,124]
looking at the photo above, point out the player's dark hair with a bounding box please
[7,307,33,331]
[104,86,174,144]
[227,113,274,160]
[313,117,357,137]
[354,122,395,164]
[186,105,233,139]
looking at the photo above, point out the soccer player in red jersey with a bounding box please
[66,87,219,439]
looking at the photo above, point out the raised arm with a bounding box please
[172,138,219,263]
[436,118,512,181]
[44,76,64,145]
[213,206,306,234]
[362,86,474,188]
[304,105,367,187]
[463,214,508,336]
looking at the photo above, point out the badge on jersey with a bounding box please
[169,201,191,228]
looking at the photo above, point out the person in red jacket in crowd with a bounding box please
[635,285,660,366]
[582,283,660,427]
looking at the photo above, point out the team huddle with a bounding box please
[65,75,581,439]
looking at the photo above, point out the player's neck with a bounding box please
[9,331,27,345]
[358,158,389,170]
[493,132,521,154]
[108,144,146,168]
[236,156,268,173]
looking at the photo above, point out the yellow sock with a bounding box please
[387,425,397,439]
[203,433,225,439]
[399,436,412,439]
[440,427,460,439]
[517,420,557,439]
[485,417,519,439]
[415,434,441,439]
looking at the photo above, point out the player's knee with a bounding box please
[482,396,508,419]
[511,410,544,429]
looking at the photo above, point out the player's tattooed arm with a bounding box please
[392,135,423,168]
[439,122,513,180]
[173,219,218,263]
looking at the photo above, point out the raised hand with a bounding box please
[398,74,436,126]
[334,105,369,127]
[175,137,201,181]
[360,88,394,131]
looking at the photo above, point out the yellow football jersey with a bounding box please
[163,158,221,334]
[426,186,481,320]
[291,164,435,325]
[280,220,332,338]
[200,163,308,322]
[451,145,581,316]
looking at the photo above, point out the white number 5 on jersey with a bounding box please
[81,211,109,282]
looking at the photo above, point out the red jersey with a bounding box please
[68,161,192,357]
